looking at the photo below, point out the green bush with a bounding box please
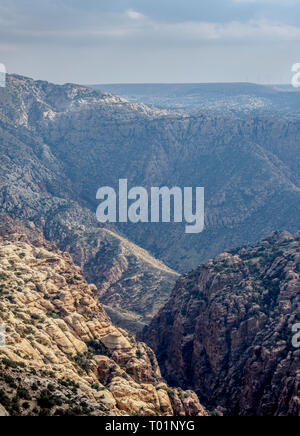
[16,387,31,400]
[37,389,62,409]
[136,350,143,359]
[86,340,112,358]
[0,388,10,408]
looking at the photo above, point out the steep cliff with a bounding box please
[1,74,300,275]
[0,225,207,417]
[144,231,300,416]
[0,75,178,334]
[1,73,300,332]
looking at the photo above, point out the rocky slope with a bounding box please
[1,74,300,274]
[0,225,207,417]
[0,212,177,335]
[0,76,178,334]
[44,215,178,334]
[144,231,300,416]
[1,73,300,329]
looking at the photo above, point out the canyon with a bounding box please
[0,74,299,416]
[143,231,300,416]
[0,221,207,416]
[0,74,300,330]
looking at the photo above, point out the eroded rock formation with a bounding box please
[0,226,206,417]
[144,231,300,416]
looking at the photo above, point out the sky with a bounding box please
[1,0,300,84]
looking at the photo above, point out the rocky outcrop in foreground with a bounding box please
[0,228,207,416]
[144,231,300,416]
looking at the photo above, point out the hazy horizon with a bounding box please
[1,0,300,85]
[6,71,296,87]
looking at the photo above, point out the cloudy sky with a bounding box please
[0,0,300,84]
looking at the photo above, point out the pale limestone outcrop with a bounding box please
[0,231,207,417]
[0,405,9,417]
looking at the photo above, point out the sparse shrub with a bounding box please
[16,387,31,400]
[91,383,101,391]
[4,374,17,388]
[37,389,62,409]
[1,359,25,370]
[39,408,51,416]
[86,339,112,358]
[0,388,10,408]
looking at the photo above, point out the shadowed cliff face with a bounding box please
[0,223,207,417]
[143,231,300,416]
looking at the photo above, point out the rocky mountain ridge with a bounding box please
[0,73,179,333]
[144,231,300,416]
[92,83,300,116]
[0,223,206,416]
[2,74,300,272]
[1,73,300,332]
[1,74,169,130]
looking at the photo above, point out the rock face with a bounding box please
[0,213,177,335]
[44,217,178,334]
[0,226,207,417]
[144,232,300,416]
[0,404,9,416]
[0,73,178,335]
[59,225,179,334]
[1,74,300,278]
[0,73,300,333]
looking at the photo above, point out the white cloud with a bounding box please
[159,19,300,41]
[126,10,145,21]
[1,2,300,47]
